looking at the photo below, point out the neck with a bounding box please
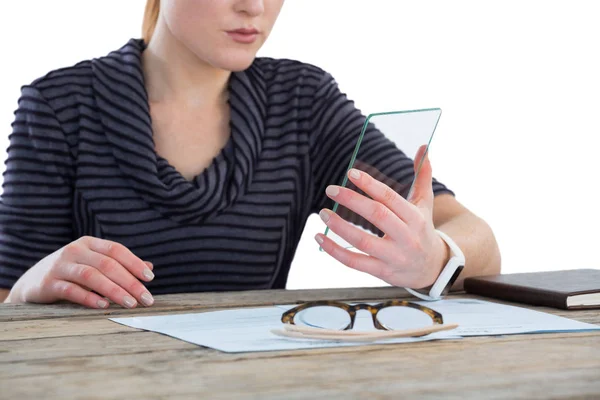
[142,22,230,107]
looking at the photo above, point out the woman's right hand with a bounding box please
[5,236,155,309]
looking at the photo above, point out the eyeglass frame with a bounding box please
[281,300,444,331]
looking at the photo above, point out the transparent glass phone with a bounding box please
[322,108,442,249]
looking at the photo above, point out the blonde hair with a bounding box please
[142,0,160,44]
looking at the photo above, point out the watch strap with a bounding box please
[405,230,465,301]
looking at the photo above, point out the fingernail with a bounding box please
[349,169,361,179]
[97,299,109,309]
[123,296,137,309]
[315,234,324,245]
[141,292,154,307]
[143,268,155,281]
[319,209,330,223]
[325,186,339,197]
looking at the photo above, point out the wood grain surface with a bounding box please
[1,287,599,399]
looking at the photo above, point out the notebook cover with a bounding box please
[463,269,600,310]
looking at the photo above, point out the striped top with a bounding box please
[0,39,452,293]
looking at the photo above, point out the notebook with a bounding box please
[463,269,600,310]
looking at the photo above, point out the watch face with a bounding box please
[442,265,465,296]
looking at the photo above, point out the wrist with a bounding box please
[424,233,451,288]
[406,230,465,301]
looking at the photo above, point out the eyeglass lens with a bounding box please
[294,305,435,331]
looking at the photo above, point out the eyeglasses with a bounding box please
[271,300,458,342]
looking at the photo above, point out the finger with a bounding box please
[50,279,110,309]
[408,145,434,212]
[57,263,141,309]
[83,237,154,282]
[344,168,422,227]
[144,261,154,271]
[324,185,410,243]
[74,249,154,307]
[319,209,399,264]
[315,233,393,282]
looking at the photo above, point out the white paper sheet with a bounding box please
[110,299,600,353]
[420,298,600,336]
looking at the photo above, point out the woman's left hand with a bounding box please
[315,146,448,289]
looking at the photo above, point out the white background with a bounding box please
[0,1,598,290]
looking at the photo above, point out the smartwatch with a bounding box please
[405,230,465,301]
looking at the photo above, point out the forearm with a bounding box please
[435,206,501,291]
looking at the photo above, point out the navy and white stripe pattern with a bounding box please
[0,39,452,293]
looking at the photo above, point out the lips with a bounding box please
[226,28,260,44]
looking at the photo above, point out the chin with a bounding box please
[211,49,258,72]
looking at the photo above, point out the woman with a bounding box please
[0,0,500,308]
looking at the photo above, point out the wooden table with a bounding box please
[1,287,599,399]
